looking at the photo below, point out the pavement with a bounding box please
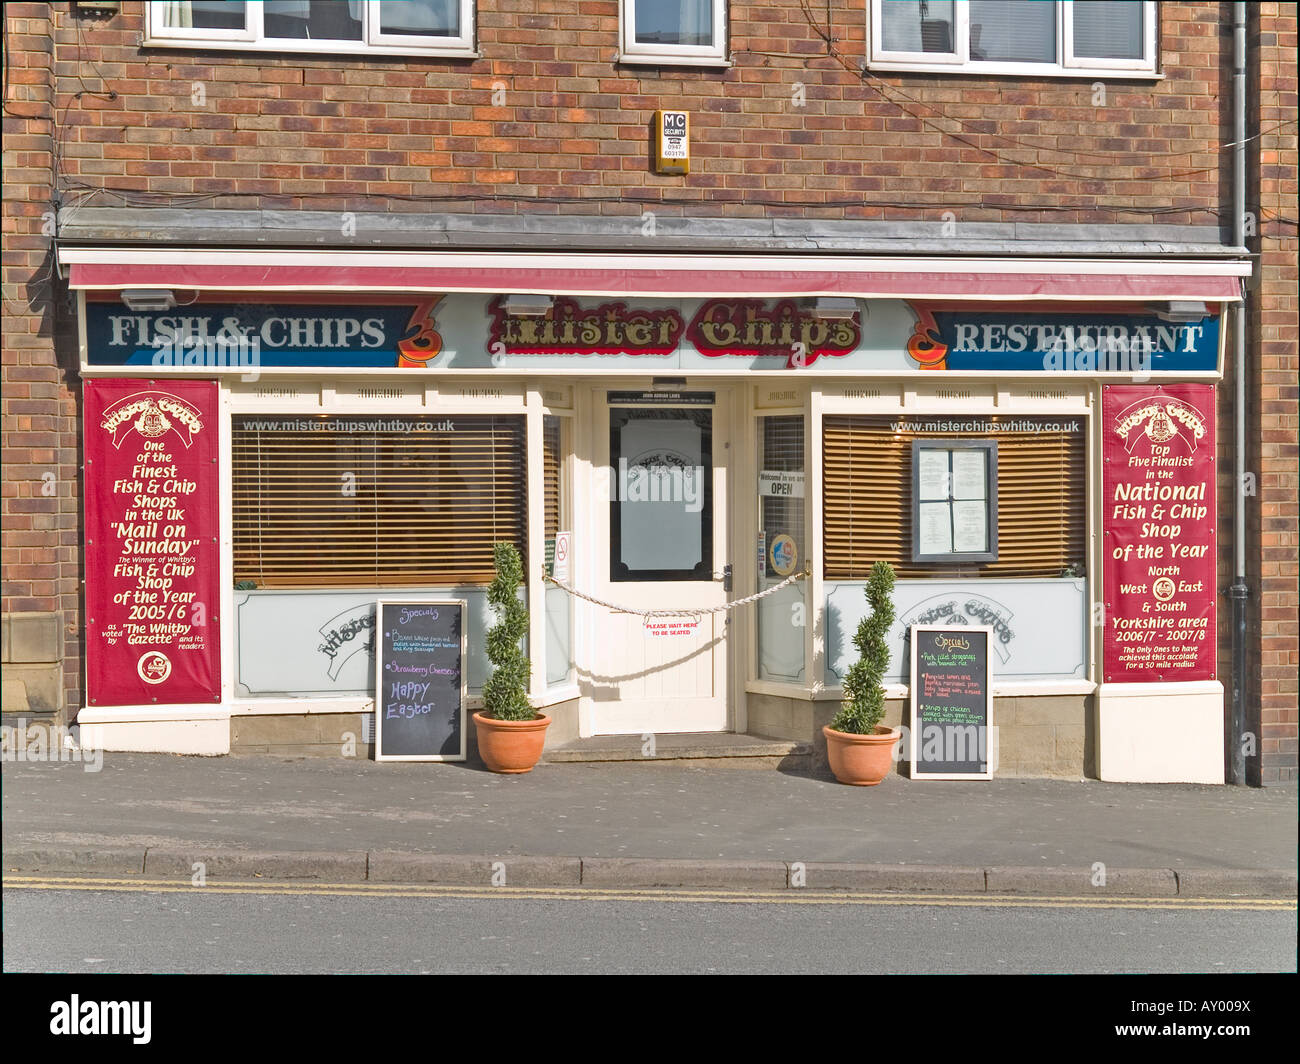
[2,749,1296,897]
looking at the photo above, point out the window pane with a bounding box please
[264,0,363,41]
[823,417,1085,579]
[610,408,712,581]
[1073,0,1143,59]
[232,415,526,588]
[163,1,247,30]
[969,0,1055,63]
[880,0,955,54]
[757,415,805,682]
[634,0,714,47]
[380,0,460,37]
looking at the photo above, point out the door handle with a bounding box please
[722,564,733,592]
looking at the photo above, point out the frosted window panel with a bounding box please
[1073,0,1143,59]
[970,0,1055,63]
[617,418,705,573]
[880,0,955,54]
[380,0,460,36]
[635,0,714,47]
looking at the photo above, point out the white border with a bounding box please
[145,0,477,59]
[619,0,729,66]
[907,623,995,780]
[867,0,1160,79]
[373,598,468,762]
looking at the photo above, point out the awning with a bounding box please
[61,248,1248,302]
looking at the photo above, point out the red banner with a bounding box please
[1102,383,1216,683]
[84,380,221,706]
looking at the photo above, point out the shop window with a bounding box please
[757,415,806,683]
[759,416,805,581]
[232,414,525,588]
[620,0,729,66]
[542,415,574,687]
[148,1,476,57]
[823,416,1085,580]
[869,1,1158,77]
[911,439,997,564]
[543,415,563,546]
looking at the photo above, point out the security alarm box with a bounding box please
[654,110,690,175]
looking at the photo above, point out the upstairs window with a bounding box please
[147,1,476,57]
[869,1,1157,77]
[620,0,729,66]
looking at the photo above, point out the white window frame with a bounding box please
[619,0,730,68]
[146,1,478,58]
[867,0,1159,79]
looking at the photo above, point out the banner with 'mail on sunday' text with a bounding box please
[84,379,221,706]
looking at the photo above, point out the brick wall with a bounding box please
[2,2,81,715]
[44,1,1232,223]
[1251,3,1299,783]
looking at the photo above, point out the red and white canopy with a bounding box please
[61,248,1248,302]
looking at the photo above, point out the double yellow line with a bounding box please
[4,875,1293,911]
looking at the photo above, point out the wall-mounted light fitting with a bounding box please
[809,297,861,321]
[501,293,555,316]
[120,289,177,311]
[1149,300,1208,323]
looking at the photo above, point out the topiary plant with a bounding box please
[482,541,533,721]
[830,560,896,735]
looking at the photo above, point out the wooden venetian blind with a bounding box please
[232,415,526,588]
[543,415,561,541]
[823,416,1086,579]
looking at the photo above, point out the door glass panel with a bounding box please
[610,407,712,581]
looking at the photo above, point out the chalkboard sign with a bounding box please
[908,625,994,780]
[374,599,467,762]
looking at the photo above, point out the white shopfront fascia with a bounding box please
[68,249,1246,779]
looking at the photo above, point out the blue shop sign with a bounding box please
[904,303,1220,373]
[85,300,442,369]
[85,297,1222,374]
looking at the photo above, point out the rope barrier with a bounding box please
[542,566,810,620]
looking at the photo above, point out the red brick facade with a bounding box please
[2,1,1295,779]
[1251,3,1298,783]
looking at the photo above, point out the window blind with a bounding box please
[232,415,527,588]
[970,0,1055,63]
[823,416,1086,580]
[1072,0,1143,59]
[761,415,805,579]
[543,415,561,541]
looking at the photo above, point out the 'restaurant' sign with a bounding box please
[84,379,221,705]
[1102,384,1216,683]
[906,303,1220,373]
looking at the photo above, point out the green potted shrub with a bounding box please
[473,541,550,773]
[823,560,902,785]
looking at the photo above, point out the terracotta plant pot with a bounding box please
[473,712,552,774]
[822,724,901,786]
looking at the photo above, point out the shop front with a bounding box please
[63,249,1247,782]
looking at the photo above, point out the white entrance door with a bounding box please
[585,389,730,734]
